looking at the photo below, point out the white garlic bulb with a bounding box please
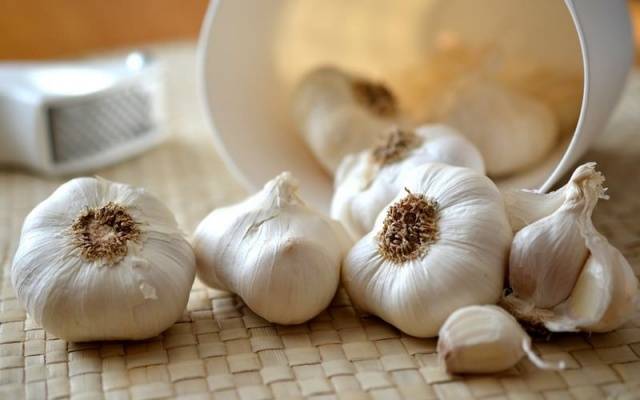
[438,305,564,374]
[193,172,351,325]
[292,66,399,174]
[342,163,512,337]
[436,76,558,177]
[502,163,639,333]
[332,124,485,239]
[11,177,196,342]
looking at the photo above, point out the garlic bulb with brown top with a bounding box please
[342,163,512,337]
[332,124,485,239]
[292,66,400,174]
[11,177,196,342]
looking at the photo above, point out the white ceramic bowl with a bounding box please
[198,0,633,211]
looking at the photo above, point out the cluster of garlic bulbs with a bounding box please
[11,177,196,342]
[193,172,351,324]
[332,124,484,239]
[501,163,639,333]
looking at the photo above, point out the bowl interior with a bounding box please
[200,0,583,212]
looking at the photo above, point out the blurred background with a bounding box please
[0,0,638,62]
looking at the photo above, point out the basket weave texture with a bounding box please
[1,45,640,399]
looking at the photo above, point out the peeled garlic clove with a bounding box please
[508,163,607,308]
[292,66,399,174]
[438,305,564,374]
[331,124,485,239]
[436,77,558,177]
[11,177,196,342]
[342,163,512,337]
[193,172,351,325]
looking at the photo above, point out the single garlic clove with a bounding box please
[10,177,196,342]
[331,124,485,239]
[342,163,512,337]
[437,305,564,374]
[194,172,351,325]
[292,66,400,174]
[508,208,589,308]
[507,162,608,308]
[436,76,558,177]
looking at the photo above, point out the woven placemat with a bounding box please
[1,44,640,400]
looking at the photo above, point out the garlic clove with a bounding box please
[507,162,607,308]
[331,124,485,239]
[292,66,400,174]
[342,163,512,337]
[11,177,196,342]
[436,76,558,177]
[194,172,351,325]
[437,305,564,374]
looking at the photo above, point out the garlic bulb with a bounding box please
[193,172,351,325]
[342,163,512,337]
[292,66,399,174]
[331,125,485,239]
[502,163,639,333]
[508,163,605,308]
[438,305,564,374]
[11,177,196,342]
[435,76,558,177]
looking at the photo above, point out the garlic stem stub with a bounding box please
[342,163,512,337]
[11,177,196,342]
[193,172,351,325]
[502,163,639,333]
[332,124,485,239]
[291,66,400,174]
[438,305,565,374]
[435,76,558,177]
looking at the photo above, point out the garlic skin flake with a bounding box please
[193,172,351,325]
[502,163,639,333]
[292,66,399,174]
[342,163,512,337]
[11,177,196,342]
[436,77,558,177]
[332,125,485,239]
[438,305,564,374]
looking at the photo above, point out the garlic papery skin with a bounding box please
[508,163,607,308]
[11,177,196,342]
[437,305,564,374]
[193,172,351,325]
[342,163,512,337]
[292,66,399,174]
[331,125,485,239]
[436,76,558,177]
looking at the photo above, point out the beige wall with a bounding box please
[0,0,209,60]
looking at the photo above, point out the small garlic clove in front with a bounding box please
[437,305,564,374]
[331,124,485,239]
[291,66,400,174]
[436,76,558,177]
[11,177,196,342]
[193,172,351,325]
[508,162,607,308]
[342,163,512,338]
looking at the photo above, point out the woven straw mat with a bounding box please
[1,45,640,400]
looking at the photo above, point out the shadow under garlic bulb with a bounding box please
[11,177,196,342]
